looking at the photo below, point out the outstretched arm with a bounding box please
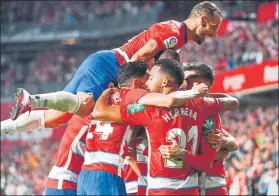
[217,95,240,112]
[138,83,208,107]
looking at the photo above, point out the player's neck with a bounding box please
[162,87,173,95]
[183,19,196,42]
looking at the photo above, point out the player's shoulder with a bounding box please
[152,20,181,30]
[110,88,123,105]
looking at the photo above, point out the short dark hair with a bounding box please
[117,61,148,87]
[182,62,215,84]
[188,1,221,19]
[154,59,184,87]
[155,49,180,62]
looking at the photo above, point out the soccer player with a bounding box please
[122,126,148,195]
[44,114,91,195]
[77,60,208,195]
[159,62,239,195]
[92,59,239,195]
[9,1,222,128]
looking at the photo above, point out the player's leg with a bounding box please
[1,110,72,135]
[45,187,77,196]
[63,50,119,101]
[45,188,77,196]
[10,88,94,120]
[10,50,119,120]
[78,170,127,195]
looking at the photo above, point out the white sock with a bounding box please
[30,91,81,113]
[1,110,45,135]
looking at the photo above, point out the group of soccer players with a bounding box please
[1,1,240,195]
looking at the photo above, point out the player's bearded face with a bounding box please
[194,15,222,45]
[195,26,207,45]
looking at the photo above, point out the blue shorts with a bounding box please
[63,50,120,101]
[45,188,77,195]
[77,170,127,195]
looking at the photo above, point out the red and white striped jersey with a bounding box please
[120,98,222,195]
[82,88,149,176]
[122,128,148,194]
[46,115,92,190]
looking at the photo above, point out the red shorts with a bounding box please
[206,187,228,195]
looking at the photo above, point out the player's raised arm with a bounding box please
[130,39,161,63]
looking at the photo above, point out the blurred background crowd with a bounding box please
[1,0,278,195]
[1,104,278,195]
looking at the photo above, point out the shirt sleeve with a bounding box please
[120,104,155,126]
[183,140,216,173]
[150,23,181,50]
[123,88,150,104]
[201,98,222,119]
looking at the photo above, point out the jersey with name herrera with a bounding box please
[120,97,222,195]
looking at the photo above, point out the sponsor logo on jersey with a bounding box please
[164,36,178,48]
[202,118,215,136]
[128,104,145,115]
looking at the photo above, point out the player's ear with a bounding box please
[131,79,137,89]
[200,16,207,27]
[131,79,143,89]
[162,78,173,87]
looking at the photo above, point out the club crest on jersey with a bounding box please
[128,104,145,115]
[202,118,215,136]
[164,36,178,48]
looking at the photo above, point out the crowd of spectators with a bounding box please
[223,105,278,195]
[1,1,164,25]
[1,139,60,195]
[1,104,277,195]
[179,20,278,73]
[1,51,88,97]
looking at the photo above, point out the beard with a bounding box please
[195,27,207,45]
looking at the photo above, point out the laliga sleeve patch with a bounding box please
[202,118,215,136]
[128,104,145,115]
[163,36,178,48]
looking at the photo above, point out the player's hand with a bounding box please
[206,129,222,149]
[192,83,209,97]
[101,88,117,100]
[76,92,94,117]
[159,140,186,159]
